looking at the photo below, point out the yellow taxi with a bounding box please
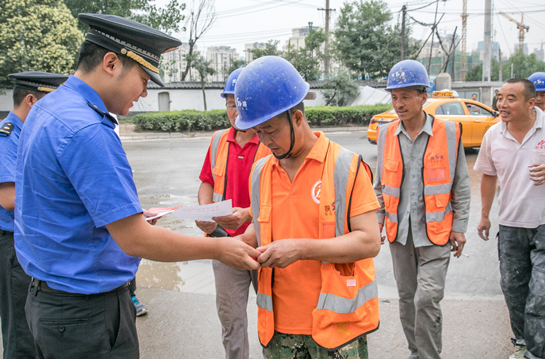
[367,90,500,148]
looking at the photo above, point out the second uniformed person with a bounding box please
[0,71,67,359]
[15,14,260,358]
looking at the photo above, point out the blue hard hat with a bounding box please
[386,60,430,91]
[221,68,244,98]
[529,72,545,92]
[234,56,315,130]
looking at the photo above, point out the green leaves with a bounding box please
[333,0,405,80]
[0,0,83,83]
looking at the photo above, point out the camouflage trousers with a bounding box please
[498,225,545,359]
[264,332,369,359]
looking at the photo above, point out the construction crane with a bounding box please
[499,11,529,52]
[460,0,468,80]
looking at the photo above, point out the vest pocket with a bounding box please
[312,262,367,330]
[320,221,336,239]
[383,160,400,185]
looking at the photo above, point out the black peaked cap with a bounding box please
[78,13,182,87]
[8,72,69,93]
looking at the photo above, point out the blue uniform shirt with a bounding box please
[15,76,143,294]
[0,112,23,232]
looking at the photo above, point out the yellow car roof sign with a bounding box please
[433,90,455,98]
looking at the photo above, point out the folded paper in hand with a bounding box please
[145,200,233,222]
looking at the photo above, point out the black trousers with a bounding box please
[26,281,139,359]
[0,230,35,358]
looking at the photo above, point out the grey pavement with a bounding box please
[1,128,515,358]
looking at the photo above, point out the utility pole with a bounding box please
[483,0,492,82]
[318,1,335,78]
[460,0,468,80]
[427,0,439,74]
[499,46,502,82]
[401,5,407,60]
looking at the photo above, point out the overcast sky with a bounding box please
[159,0,544,60]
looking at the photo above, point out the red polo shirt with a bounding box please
[199,127,261,236]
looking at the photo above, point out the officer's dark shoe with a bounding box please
[132,296,148,317]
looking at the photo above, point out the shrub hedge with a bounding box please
[132,104,392,133]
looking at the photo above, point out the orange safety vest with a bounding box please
[377,117,461,245]
[250,139,379,351]
[209,128,270,203]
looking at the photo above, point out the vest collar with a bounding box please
[271,131,328,168]
[394,112,434,138]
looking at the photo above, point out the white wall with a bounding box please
[130,88,328,113]
[0,90,13,112]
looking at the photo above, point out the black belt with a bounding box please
[0,230,13,236]
[31,278,129,296]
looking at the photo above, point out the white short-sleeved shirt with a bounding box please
[474,107,545,228]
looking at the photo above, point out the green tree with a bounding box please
[322,70,360,106]
[225,59,246,78]
[180,0,215,81]
[283,29,326,81]
[63,0,186,34]
[0,0,83,83]
[334,0,404,79]
[249,40,282,60]
[283,44,322,81]
[465,53,545,81]
[193,56,215,111]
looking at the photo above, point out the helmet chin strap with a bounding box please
[273,110,295,160]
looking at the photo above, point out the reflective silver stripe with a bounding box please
[316,281,378,314]
[385,211,398,223]
[256,293,273,312]
[424,183,452,195]
[251,156,270,247]
[333,148,354,237]
[425,202,453,223]
[212,193,223,203]
[382,185,400,197]
[210,129,228,183]
[444,121,458,183]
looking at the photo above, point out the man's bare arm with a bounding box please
[256,211,381,268]
[106,213,260,270]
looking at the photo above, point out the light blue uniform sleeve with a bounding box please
[58,124,142,228]
[0,136,18,184]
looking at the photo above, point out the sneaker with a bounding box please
[509,346,526,359]
[132,296,148,317]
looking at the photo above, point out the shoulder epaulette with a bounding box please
[0,123,14,136]
[87,102,118,126]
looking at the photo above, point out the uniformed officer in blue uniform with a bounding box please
[15,13,261,358]
[0,71,68,359]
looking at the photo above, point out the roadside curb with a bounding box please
[120,126,369,141]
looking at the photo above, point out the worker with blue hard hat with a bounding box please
[0,71,68,359]
[196,67,269,359]
[235,56,381,358]
[15,13,260,358]
[529,72,545,111]
[375,59,470,359]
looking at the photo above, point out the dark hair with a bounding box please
[505,78,536,101]
[472,93,477,96]
[288,101,305,117]
[76,41,137,74]
[13,88,43,107]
